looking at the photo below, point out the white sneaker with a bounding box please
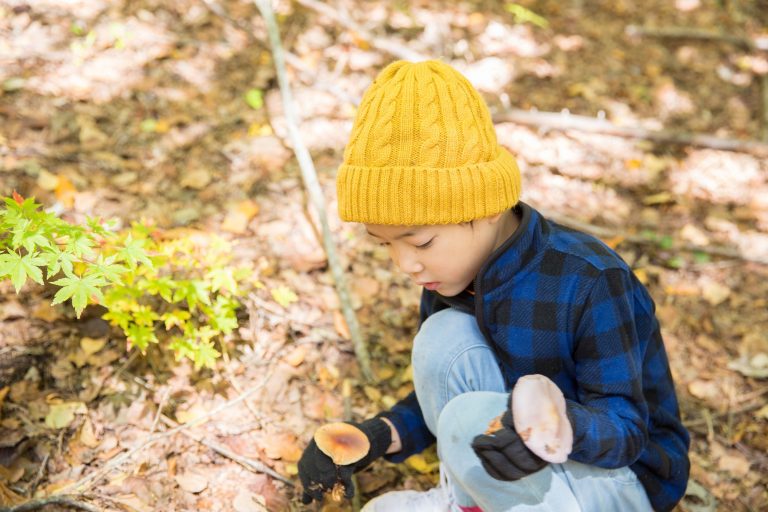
[361,464,462,512]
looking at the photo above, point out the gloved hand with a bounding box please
[471,409,547,481]
[298,417,392,504]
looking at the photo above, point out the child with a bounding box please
[298,60,690,512]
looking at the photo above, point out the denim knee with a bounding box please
[412,308,484,382]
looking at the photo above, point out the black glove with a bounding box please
[298,417,392,504]
[471,409,547,481]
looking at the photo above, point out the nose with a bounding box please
[391,246,424,275]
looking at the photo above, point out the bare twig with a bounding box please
[492,109,768,157]
[218,352,265,428]
[685,387,768,428]
[761,73,768,142]
[540,208,768,266]
[158,415,293,485]
[625,25,767,51]
[150,387,170,433]
[626,24,768,143]
[52,372,276,495]
[0,495,101,512]
[253,0,373,381]
[26,453,49,498]
[295,0,427,61]
[247,293,315,327]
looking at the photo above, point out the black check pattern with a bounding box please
[384,203,690,512]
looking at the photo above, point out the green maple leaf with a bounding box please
[188,327,220,369]
[118,235,153,269]
[271,285,298,308]
[125,323,158,352]
[172,280,210,310]
[0,250,46,292]
[64,230,95,258]
[85,216,116,237]
[132,305,159,327]
[206,267,238,294]
[169,335,195,362]
[90,255,127,283]
[10,217,51,253]
[143,276,175,302]
[103,309,133,330]
[192,340,220,370]
[4,196,40,218]
[160,309,191,330]
[205,296,239,334]
[41,248,77,277]
[51,273,107,318]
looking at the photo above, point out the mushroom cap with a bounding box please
[314,422,371,465]
[512,374,573,463]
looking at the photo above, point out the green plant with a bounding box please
[505,3,549,28]
[102,224,252,369]
[0,192,252,369]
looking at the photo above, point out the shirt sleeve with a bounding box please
[379,391,436,463]
[375,290,443,462]
[565,267,650,468]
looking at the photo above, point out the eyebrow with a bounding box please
[366,229,421,240]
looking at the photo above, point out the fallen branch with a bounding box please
[0,495,101,512]
[492,109,768,157]
[295,0,428,61]
[761,73,768,142]
[52,370,277,496]
[540,208,768,266]
[684,386,768,428]
[253,0,374,381]
[626,24,768,143]
[625,25,768,52]
[159,415,293,485]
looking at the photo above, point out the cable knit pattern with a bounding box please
[337,60,521,225]
[418,74,441,168]
[366,71,401,167]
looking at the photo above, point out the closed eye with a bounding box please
[416,238,434,249]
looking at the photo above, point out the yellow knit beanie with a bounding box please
[337,59,521,225]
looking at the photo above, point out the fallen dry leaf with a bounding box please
[699,276,731,306]
[222,200,260,234]
[717,450,751,477]
[31,301,61,322]
[175,471,208,494]
[78,417,100,448]
[333,310,350,340]
[284,345,308,367]
[688,380,720,401]
[263,431,302,462]
[0,301,26,321]
[233,488,267,512]
[180,167,212,189]
[80,337,107,355]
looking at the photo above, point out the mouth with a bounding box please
[420,282,441,291]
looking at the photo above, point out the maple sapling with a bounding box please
[313,422,370,500]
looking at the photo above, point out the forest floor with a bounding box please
[1,0,767,511]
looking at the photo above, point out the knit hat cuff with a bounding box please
[337,146,521,225]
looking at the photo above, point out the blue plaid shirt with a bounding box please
[380,203,690,512]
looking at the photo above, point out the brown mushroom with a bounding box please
[511,374,573,463]
[314,422,370,465]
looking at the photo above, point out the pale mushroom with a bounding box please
[314,422,370,465]
[511,374,573,463]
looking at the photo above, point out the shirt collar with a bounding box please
[473,202,548,294]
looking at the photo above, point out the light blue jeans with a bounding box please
[412,308,654,512]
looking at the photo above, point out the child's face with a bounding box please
[365,214,510,297]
